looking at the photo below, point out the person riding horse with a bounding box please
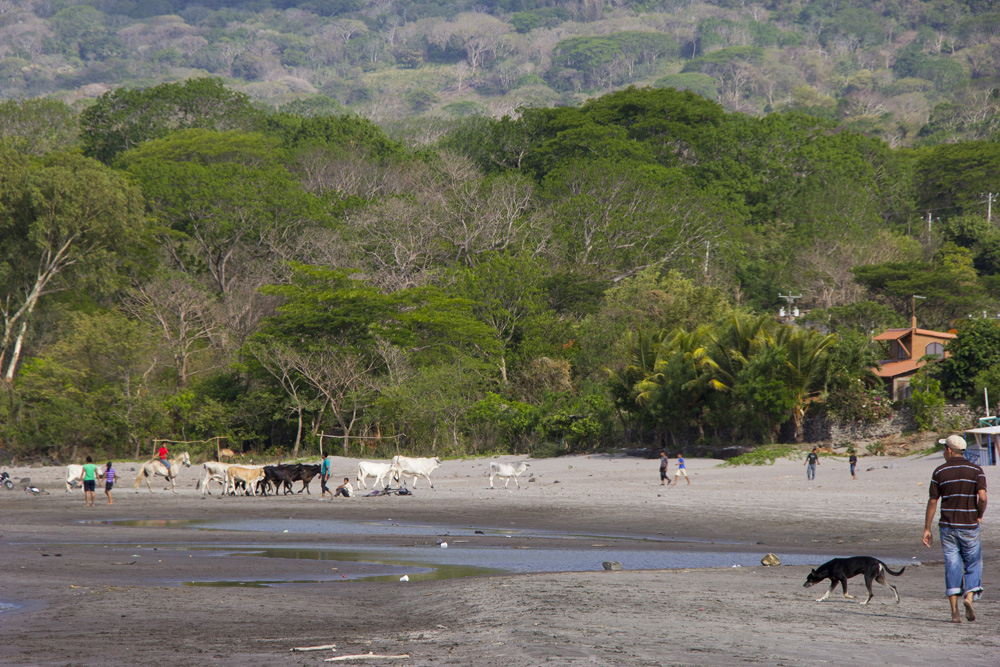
[158,444,171,470]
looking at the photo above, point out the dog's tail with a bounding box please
[881,562,905,577]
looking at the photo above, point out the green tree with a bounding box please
[0,149,148,384]
[934,319,1000,400]
[80,78,262,164]
[4,311,164,457]
[910,371,946,431]
[0,99,79,156]
[118,130,320,295]
[458,252,544,383]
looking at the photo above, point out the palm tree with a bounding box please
[774,326,838,442]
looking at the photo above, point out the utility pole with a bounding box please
[912,294,926,328]
[778,293,802,319]
[983,192,997,224]
[926,211,935,232]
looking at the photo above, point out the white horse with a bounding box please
[134,452,191,493]
[66,464,84,492]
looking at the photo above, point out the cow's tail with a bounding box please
[881,562,905,577]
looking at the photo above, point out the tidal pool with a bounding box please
[81,518,911,588]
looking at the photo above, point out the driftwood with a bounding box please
[324,652,410,662]
[290,644,337,652]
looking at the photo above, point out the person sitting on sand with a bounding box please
[334,477,353,498]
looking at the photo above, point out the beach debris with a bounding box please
[324,652,409,662]
[731,564,742,568]
[602,561,623,571]
[291,644,337,652]
[440,542,448,548]
[399,575,409,582]
[760,553,781,566]
[475,530,485,534]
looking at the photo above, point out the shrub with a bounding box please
[722,444,799,466]
[825,380,894,424]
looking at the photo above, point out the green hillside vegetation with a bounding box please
[1,78,999,463]
[0,1,998,147]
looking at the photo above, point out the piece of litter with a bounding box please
[291,644,337,652]
[440,542,448,548]
[325,653,409,662]
[283,529,289,533]
[400,575,409,581]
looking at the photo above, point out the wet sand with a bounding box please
[0,452,997,666]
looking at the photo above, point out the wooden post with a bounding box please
[319,433,324,459]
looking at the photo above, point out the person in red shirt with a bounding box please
[158,444,171,470]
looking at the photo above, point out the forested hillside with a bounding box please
[0,0,998,147]
[1,77,1000,462]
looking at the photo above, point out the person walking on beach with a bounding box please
[319,455,332,500]
[923,435,986,623]
[804,448,819,480]
[81,456,98,507]
[103,461,115,505]
[922,435,987,623]
[849,452,858,480]
[659,452,671,485]
[673,454,690,485]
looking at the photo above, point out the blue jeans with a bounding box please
[806,463,815,480]
[940,525,983,599]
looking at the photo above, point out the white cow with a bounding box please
[199,462,231,495]
[65,464,84,492]
[224,465,265,496]
[489,460,530,489]
[356,460,396,490]
[392,455,442,489]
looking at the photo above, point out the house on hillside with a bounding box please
[872,318,956,401]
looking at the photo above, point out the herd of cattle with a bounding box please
[65,456,531,496]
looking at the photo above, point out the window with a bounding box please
[926,342,944,358]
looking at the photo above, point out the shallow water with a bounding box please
[92,517,751,545]
[80,517,912,588]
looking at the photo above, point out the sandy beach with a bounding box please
[0,450,997,666]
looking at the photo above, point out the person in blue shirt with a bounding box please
[673,454,690,485]
[319,456,332,500]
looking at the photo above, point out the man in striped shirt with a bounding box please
[922,434,988,623]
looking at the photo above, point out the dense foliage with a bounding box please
[1,78,998,463]
[0,1,999,148]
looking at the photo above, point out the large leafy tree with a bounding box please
[0,148,148,384]
[80,78,262,164]
[118,129,322,296]
[934,319,1000,400]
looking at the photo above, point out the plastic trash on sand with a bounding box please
[400,575,409,582]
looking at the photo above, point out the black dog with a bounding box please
[803,557,905,605]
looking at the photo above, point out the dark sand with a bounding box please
[0,453,997,666]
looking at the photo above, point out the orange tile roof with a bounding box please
[873,358,925,378]
[873,328,956,341]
